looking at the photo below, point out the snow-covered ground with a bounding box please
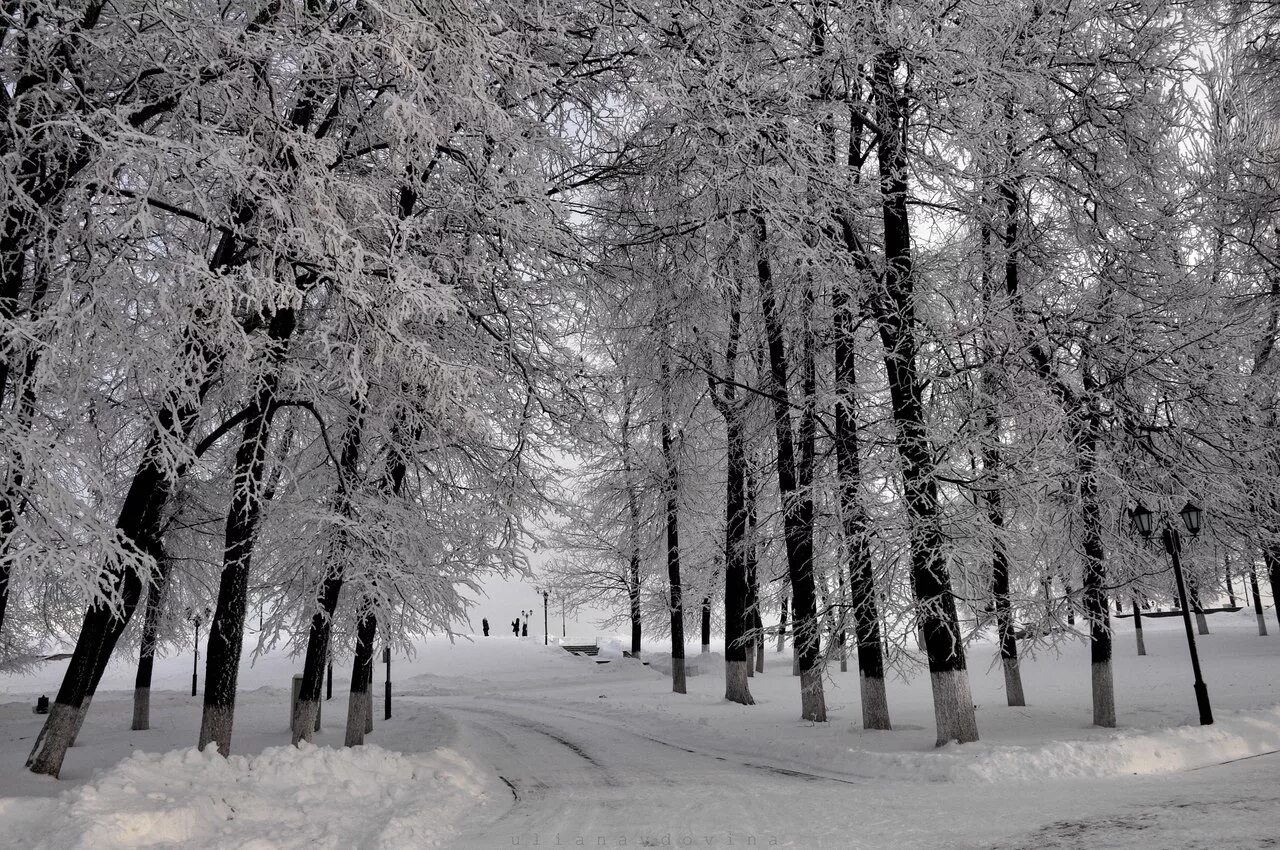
[2,611,1279,848]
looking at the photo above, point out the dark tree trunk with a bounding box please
[777,594,787,653]
[870,49,975,745]
[755,212,825,722]
[131,552,171,731]
[1132,599,1147,656]
[621,388,643,658]
[1266,547,1280,633]
[833,277,890,729]
[746,465,764,674]
[345,606,377,746]
[27,320,222,777]
[659,347,686,694]
[1251,561,1269,636]
[706,301,753,703]
[293,404,364,744]
[200,306,296,756]
[1078,407,1114,727]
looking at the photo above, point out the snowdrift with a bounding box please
[854,705,1280,783]
[4,743,486,850]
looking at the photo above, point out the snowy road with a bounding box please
[5,628,1280,849]
[427,693,1280,849]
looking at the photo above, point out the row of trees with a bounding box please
[2,0,1278,777]
[547,0,1280,744]
[1,0,609,777]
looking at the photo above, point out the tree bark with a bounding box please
[870,49,975,745]
[659,342,686,694]
[345,606,377,746]
[833,276,890,729]
[756,212,825,722]
[1251,561,1269,636]
[27,317,222,776]
[131,552,171,731]
[621,386,643,659]
[293,403,364,744]
[200,305,296,756]
[1078,407,1114,728]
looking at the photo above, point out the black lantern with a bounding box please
[1129,502,1154,538]
[1180,501,1203,537]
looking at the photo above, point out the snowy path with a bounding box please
[5,622,1280,848]
[428,692,1280,849]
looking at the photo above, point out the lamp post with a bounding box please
[521,609,531,637]
[1129,500,1213,725]
[188,606,210,697]
[543,590,549,646]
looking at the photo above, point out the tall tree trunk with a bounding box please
[746,465,764,674]
[131,552,171,731]
[621,386,642,659]
[777,594,787,654]
[293,403,364,744]
[659,344,686,694]
[756,212,825,722]
[871,49,975,745]
[345,605,377,746]
[1250,561,1269,635]
[1078,399,1114,728]
[199,305,296,756]
[706,297,753,703]
[1132,599,1147,656]
[27,318,222,777]
[1266,547,1280,632]
[833,279,890,729]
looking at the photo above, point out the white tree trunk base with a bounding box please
[199,704,235,756]
[701,643,710,655]
[1002,657,1026,707]
[859,674,891,730]
[725,659,755,705]
[292,699,320,745]
[671,658,687,694]
[345,692,369,747]
[131,688,150,731]
[799,666,827,722]
[26,701,79,777]
[930,668,978,746]
[1092,660,1116,728]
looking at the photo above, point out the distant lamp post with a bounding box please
[1129,500,1213,725]
[187,606,210,697]
[543,589,550,646]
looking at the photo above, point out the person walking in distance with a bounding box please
[482,618,490,637]
[512,618,519,636]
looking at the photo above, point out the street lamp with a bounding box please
[542,589,549,646]
[1129,500,1213,725]
[187,606,210,697]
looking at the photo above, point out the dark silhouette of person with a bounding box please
[482,618,490,637]
[512,618,519,636]
[522,621,528,637]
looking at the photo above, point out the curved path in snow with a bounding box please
[422,691,1280,849]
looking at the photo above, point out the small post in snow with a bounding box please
[383,647,391,720]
